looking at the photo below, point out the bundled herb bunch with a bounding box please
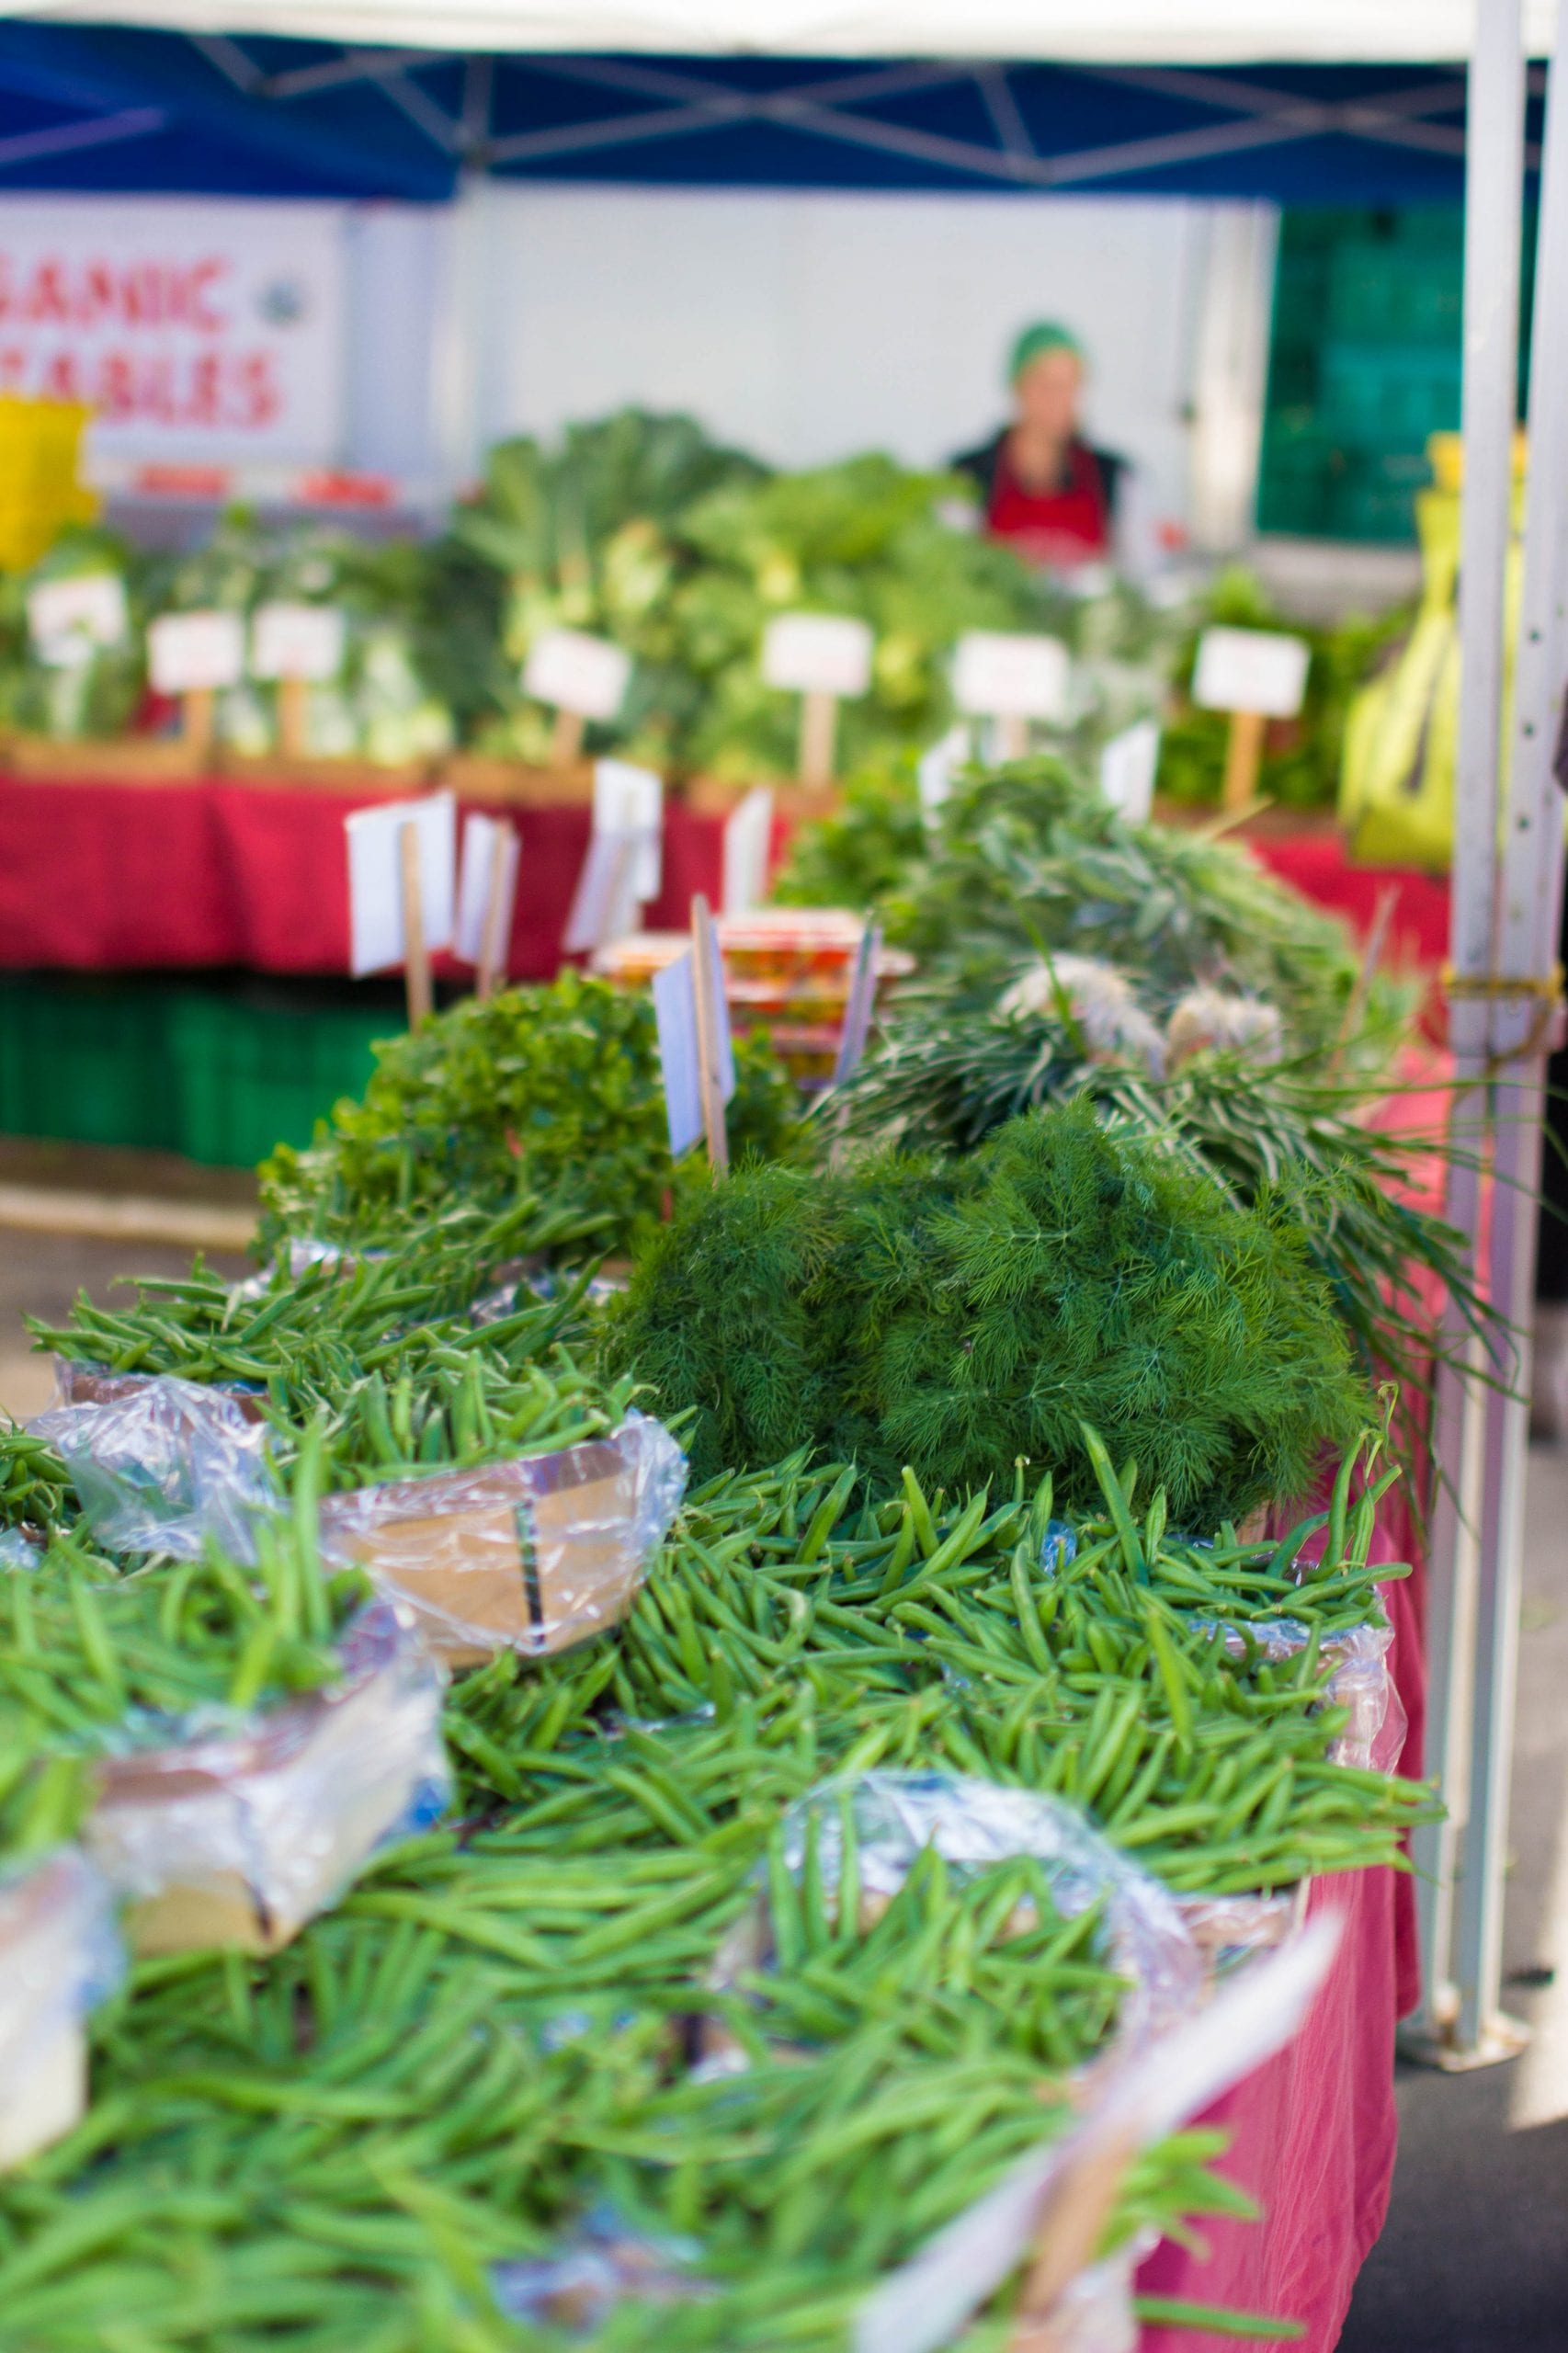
[256,973,801,1256]
[877,761,1400,1063]
[602,1097,1369,1518]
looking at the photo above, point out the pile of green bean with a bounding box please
[0,1168,1432,2347]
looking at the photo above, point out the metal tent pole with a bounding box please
[1406,0,1525,2061]
[1449,0,1568,2063]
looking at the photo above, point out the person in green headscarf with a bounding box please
[951,321,1126,568]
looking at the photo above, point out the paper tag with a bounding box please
[1098,719,1161,825]
[853,1915,1341,2353]
[762,612,874,699]
[28,573,128,665]
[454,811,521,966]
[834,923,881,1086]
[722,786,775,916]
[562,829,643,956]
[250,601,347,682]
[1191,626,1310,718]
[344,791,457,977]
[653,948,704,1158]
[951,631,1070,721]
[593,757,664,903]
[917,724,970,826]
[523,627,631,721]
[147,609,245,695]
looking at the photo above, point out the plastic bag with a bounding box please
[0,1528,42,1571]
[83,1599,449,1956]
[767,1771,1200,2052]
[1176,1881,1310,1984]
[1020,2236,1151,2353]
[1187,1614,1404,1773]
[490,2208,709,2333]
[317,1411,687,1665]
[51,1356,268,1426]
[32,1376,279,1563]
[0,1847,121,2170]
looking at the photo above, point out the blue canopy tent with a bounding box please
[0,20,1541,204]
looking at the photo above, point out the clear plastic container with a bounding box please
[0,1847,120,2170]
[316,1412,687,1665]
[84,1599,449,1957]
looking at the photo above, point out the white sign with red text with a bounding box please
[0,197,345,465]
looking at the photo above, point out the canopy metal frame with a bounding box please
[1407,0,1568,2071]
[0,31,1502,199]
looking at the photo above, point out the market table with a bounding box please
[0,771,733,979]
[0,771,1453,981]
[1138,1475,1426,2353]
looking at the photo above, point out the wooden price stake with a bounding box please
[344,792,457,1031]
[762,613,874,792]
[398,820,433,1028]
[147,610,245,765]
[1190,626,1311,813]
[455,813,522,999]
[522,629,632,773]
[689,893,730,1175]
[251,603,347,759]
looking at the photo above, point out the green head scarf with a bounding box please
[1008,322,1085,384]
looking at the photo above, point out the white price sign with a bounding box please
[593,758,664,904]
[251,601,347,682]
[722,786,775,916]
[1098,720,1161,825]
[762,612,873,699]
[147,609,245,695]
[344,791,456,978]
[951,631,1070,722]
[523,627,631,721]
[28,574,128,665]
[454,811,521,967]
[1191,627,1310,718]
[917,723,970,825]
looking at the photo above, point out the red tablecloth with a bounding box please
[0,774,1453,982]
[1247,834,1449,972]
[0,774,729,980]
[1138,1485,1426,2353]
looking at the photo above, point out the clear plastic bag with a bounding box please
[317,1411,687,1665]
[83,1599,449,1956]
[0,1847,121,2170]
[1009,2236,1151,2353]
[766,1771,1200,2052]
[1175,1881,1310,1984]
[1187,1613,1404,1772]
[32,1376,279,1564]
[0,1528,42,1571]
[490,2207,709,2333]
[51,1356,268,1426]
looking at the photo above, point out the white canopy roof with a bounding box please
[14,0,1560,65]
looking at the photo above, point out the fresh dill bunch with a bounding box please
[605,1099,1368,1519]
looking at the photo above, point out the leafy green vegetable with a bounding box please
[257,972,801,1256]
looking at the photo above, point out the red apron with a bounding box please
[986,439,1109,566]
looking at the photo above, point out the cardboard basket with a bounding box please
[318,1439,647,1668]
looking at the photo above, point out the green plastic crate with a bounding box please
[171,995,392,1170]
[0,976,181,1151]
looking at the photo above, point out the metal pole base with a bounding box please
[1398,2008,1531,2073]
